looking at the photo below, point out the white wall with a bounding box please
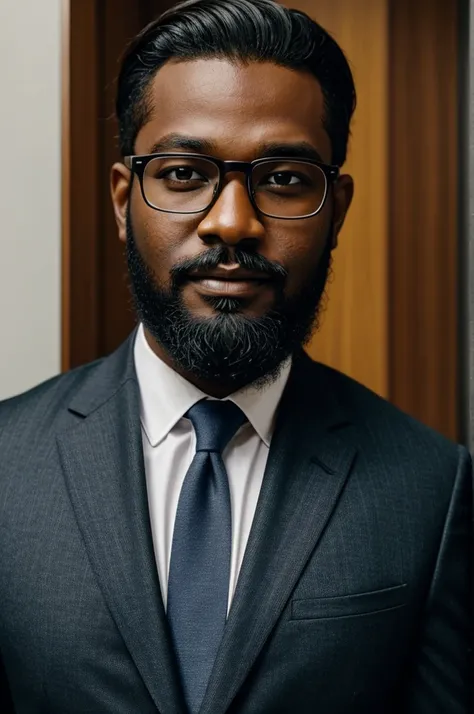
[0,0,62,399]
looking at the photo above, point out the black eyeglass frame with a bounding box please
[123,152,340,220]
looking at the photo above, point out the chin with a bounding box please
[200,295,246,314]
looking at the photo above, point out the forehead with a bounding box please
[135,58,331,162]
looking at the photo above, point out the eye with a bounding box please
[160,166,208,183]
[266,172,303,186]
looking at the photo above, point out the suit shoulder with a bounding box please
[0,358,105,432]
[306,359,463,460]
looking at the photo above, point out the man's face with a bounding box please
[111,59,353,390]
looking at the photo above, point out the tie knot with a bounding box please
[186,400,247,453]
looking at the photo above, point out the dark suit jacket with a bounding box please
[0,331,471,713]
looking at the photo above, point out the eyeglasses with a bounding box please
[124,152,339,220]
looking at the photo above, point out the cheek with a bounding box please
[131,197,198,281]
[285,243,326,295]
[272,220,330,295]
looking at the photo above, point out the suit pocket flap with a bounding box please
[291,583,407,620]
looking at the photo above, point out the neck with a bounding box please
[143,327,251,398]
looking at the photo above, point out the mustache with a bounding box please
[169,246,288,285]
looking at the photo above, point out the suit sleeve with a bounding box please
[401,445,472,713]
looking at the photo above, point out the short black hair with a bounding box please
[116,0,356,166]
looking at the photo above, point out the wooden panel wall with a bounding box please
[467,0,474,451]
[62,0,101,368]
[388,0,459,439]
[292,0,460,439]
[62,0,175,367]
[98,0,147,357]
[294,0,389,399]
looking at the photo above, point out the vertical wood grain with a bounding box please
[293,0,389,399]
[64,0,101,369]
[98,0,178,357]
[388,0,459,439]
[466,0,474,450]
[97,0,145,357]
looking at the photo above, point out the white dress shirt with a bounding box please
[133,323,291,612]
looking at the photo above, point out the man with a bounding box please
[0,0,470,712]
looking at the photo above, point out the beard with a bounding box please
[125,210,333,390]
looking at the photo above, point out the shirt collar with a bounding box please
[133,323,291,448]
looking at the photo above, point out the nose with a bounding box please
[196,175,265,248]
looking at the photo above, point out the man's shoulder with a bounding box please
[303,357,463,463]
[0,357,106,436]
[0,331,135,438]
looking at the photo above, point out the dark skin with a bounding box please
[111,58,354,397]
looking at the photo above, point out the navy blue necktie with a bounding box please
[167,399,247,714]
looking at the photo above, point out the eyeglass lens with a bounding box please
[141,156,328,218]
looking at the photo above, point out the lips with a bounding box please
[188,266,271,282]
[187,266,273,298]
[193,278,269,296]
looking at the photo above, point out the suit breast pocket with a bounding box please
[290,583,407,621]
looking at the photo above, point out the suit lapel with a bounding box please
[57,334,186,714]
[200,355,357,714]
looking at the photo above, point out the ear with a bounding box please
[330,174,354,249]
[110,162,132,243]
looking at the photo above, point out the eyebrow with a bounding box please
[147,133,326,163]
